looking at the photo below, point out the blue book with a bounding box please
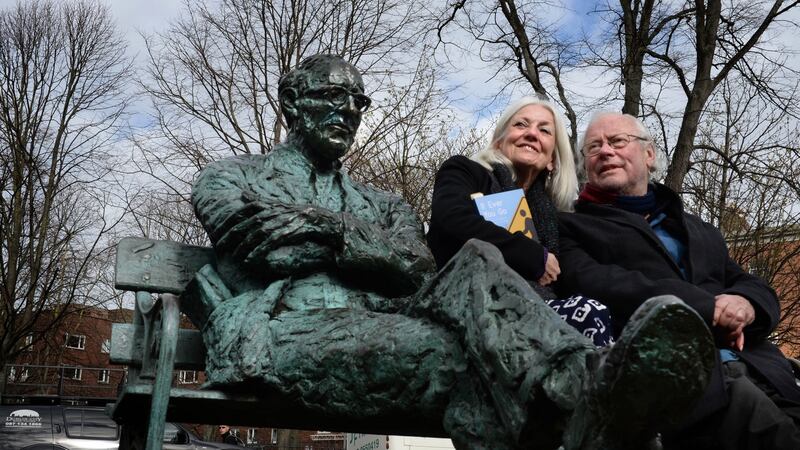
[473,189,536,239]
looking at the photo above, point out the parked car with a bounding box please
[0,405,242,450]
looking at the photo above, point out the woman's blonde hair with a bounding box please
[472,96,578,211]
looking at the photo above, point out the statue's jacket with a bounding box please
[187,145,467,418]
[191,144,435,313]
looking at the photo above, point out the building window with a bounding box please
[271,429,277,444]
[22,334,33,351]
[177,370,197,384]
[246,428,257,444]
[63,367,82,380]
[101,339,110,354]
[748,259,770,278]
[65,333,86,350]
[98,369,110,384]
[8,366,29,383]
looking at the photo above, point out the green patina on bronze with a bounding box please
[186,54,716,450]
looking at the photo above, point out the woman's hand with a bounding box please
[538,253,561,286]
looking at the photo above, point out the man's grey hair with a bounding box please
[576,111,665,180]
[472,96,578,212]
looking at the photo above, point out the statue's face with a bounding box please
[294,62,370,162]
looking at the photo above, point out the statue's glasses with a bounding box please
[304,85,372,112]
[581,133,649,157]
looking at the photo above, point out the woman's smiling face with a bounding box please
[495,104,556,186]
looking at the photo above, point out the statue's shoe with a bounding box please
[563,295,715,450]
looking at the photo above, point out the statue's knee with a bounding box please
[430,240,532,300]
[450,239,503,267]
[454,240,530,285]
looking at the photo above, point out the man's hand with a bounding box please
[538,253,561,286]
[713,294,755,351]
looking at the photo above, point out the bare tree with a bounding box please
[582,1,693,117]
[437,0,580,149]
[682,75,800,353]
[114,125,209,247]
[0,0,129,394]
[590,0,799,190]
[725,187,800,355]
[141,0,427,161]
[125,0,457,238]
[346,57,485,220]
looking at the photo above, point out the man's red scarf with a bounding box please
[578,183,618,205]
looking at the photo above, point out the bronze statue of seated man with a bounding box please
[188,54,715,450]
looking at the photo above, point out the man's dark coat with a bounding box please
[557,183,800,420]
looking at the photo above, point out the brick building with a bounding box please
[3,305,344,449]
[4,306,130,402]
[728,226,800,359]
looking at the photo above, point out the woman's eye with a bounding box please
[540,128,552,135]
[514,121,528,128]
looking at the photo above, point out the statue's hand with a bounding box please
[256,242,336,275]
[262,205,343,246]
[218,201,343,265]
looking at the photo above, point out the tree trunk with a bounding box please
[664,90,711,191]
[619,0,654,117]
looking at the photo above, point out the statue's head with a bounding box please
[279,55,371,163]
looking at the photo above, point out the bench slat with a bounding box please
[110,384,449,438]
[115,237,215,294]
[110,324,206,371]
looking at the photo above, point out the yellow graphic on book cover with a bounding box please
[473,189,536,239]
[508,196,536,238]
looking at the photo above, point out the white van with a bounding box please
[345,433,455,450]
[0,405,241,450]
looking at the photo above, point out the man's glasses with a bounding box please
[581,133,649,157]
[304,85,371,112]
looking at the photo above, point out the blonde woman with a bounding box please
[427,97,612,346]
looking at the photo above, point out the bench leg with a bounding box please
[145,293,180,450]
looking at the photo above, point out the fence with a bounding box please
[2,364,127,402]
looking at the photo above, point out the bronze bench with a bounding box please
[108,237,450,450]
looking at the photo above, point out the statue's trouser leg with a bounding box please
[202,291,465,429]
[444,372,518,450]
[407,239,594,449]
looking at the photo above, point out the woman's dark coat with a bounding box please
[557,183,800,420]
[427,155,548,281]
